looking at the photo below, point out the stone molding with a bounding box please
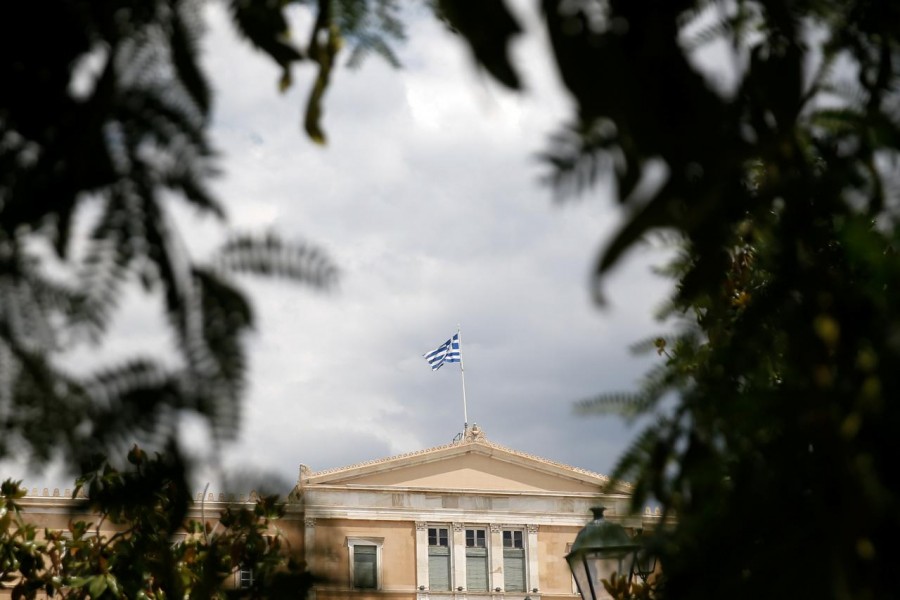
[462,423,486,442]
[301,426,616,487]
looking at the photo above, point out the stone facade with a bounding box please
[292,426,658,600]
[3,426,659,599]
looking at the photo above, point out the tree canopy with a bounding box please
[1,1,401,596]
[488,1,899,598]
[425,0,899,598]
[3,0,900,599]
[0,0,404,467]
[1,448,311,599]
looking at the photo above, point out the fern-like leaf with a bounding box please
[214,232,338,289]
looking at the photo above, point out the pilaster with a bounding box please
[416,521,429,590]
[453,522,466,590]
[489,523,504,592]
[526,524,539,593]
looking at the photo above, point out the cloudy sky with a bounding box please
[9,2,676,494]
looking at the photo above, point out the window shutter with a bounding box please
[428,546,451,590]
[354,545,378,589]
[503,548,526,592]
[466,547,489,591]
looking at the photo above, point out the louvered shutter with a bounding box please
[429,546,451,590]
[466,547,489,591]
[504,548,526,591]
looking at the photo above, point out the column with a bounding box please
[452,522,466,591]
[305,518,317,600]
[416,522,429,592]
[489,524,504,592]
[526,524,539,594]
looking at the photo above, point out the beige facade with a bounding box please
[4,426,659,599]
[293,425,659,600]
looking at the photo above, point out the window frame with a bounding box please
[502,529,524,549]
[464,527,489,592]
[428,526,450,547]
[236,534,273,590]
[465,528,487,548]
[347,536,384,590]
[238,566,255,589]
[502,529,527,592]
[427,526,452,591]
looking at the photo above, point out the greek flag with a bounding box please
[424,333,461,371]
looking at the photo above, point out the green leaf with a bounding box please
[88,574,108,597]
[105,574,120,597]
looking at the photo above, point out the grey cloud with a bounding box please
[6,5,673,493]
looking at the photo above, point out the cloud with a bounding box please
[201,2,676,485]
[4,3,675,492]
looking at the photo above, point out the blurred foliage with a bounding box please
[4,0,900,599]
[446,0,900,598]
[434,0,900,598]
[0,447,311,599]
[600,572,653,600]
[0,0,411,468]
[0,1,398,596]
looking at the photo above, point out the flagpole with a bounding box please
[458,324,469,433]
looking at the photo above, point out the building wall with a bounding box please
[298,489,630,600]
[536,525,580,597]
[0,492,305,599]
[4,435,661,599]
[311,518,418,593]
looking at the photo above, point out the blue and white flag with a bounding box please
[424,333,461,371]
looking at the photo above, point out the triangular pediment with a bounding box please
[297,428,629,495]
[317,450,604,493]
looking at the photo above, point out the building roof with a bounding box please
[295,424,631,495]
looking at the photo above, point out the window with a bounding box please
[348,537,383,590]
[465,529,486,547]
[465,528,488,591]
[428,527,451,591]
[429,527,449,547]
[239,566,255,589]
[503,530,523,548]
[354,546,378,589]
[503,531,526,592]
[238,535,274,589]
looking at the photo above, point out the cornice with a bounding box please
[302,504,642,528]
[297,428,629,493]
[302,484,627,500]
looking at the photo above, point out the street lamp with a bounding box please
[632,530,658,584]
[565,507,641,600]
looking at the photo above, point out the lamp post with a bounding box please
[565,507,641,600]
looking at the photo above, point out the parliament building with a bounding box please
[5,425,660,599]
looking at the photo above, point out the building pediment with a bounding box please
[294,425,630,496]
